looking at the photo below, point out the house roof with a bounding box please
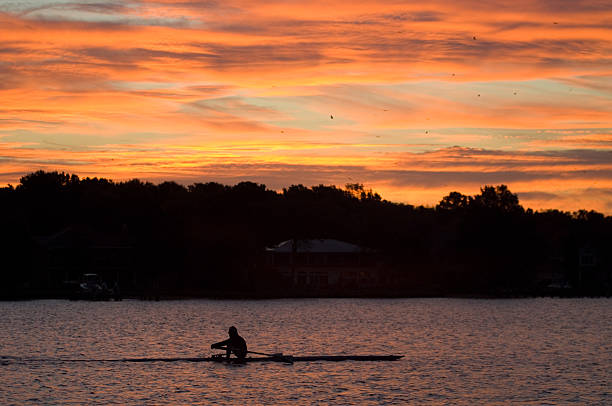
[34,225,131,248]
[266,239,362,253]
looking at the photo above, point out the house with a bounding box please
[34,225,134,292]
[264,239,382,291]
[577,243,610,293]
[579,244,597,268]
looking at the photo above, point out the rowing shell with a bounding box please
[121,355,403,363]
[1,355,403,365]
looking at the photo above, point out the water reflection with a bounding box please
[1,299,610,404]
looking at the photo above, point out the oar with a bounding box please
[247,350,293,363]
[218,347,293,364]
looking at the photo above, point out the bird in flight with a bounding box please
[330,114,334,119]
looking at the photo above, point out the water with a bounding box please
[1,298,610,404]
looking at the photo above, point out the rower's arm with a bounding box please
[211,339,230,349]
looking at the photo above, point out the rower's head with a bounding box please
[228,326,238,337]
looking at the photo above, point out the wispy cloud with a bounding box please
[0,0,611,212]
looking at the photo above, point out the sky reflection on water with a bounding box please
[1,298,610,404]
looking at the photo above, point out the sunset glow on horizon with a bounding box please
[1,1,611,212]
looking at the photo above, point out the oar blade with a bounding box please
[270,353,293,364]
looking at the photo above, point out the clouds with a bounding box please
[0,1,191,27]
[2,2,610,87]
[0,0,611,212]
[2,141,610,210]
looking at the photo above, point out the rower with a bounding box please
[211,326,248,360]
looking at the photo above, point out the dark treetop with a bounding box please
[1,171,610,298]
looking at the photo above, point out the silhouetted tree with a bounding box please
[437,191,471,211]
[471,185,523,213]
[1,170,610,298]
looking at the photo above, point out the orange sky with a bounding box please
[1,1,611,212]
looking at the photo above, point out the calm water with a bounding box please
[1,299,610,405]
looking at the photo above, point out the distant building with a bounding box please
[577,243,610,292]
[579,245,597,268]
[34,225,134,292]
[532,248,571,291]
[264,239,383,292]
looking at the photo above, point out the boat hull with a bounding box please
[121,355,403,363]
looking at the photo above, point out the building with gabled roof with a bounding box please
[264,239,383,293]
[267,239,362,254]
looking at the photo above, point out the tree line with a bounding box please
[0,170,610,298]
